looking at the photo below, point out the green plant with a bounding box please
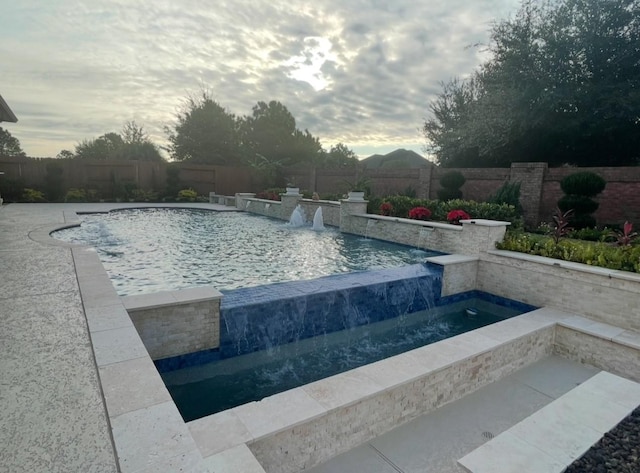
[65,188,87,202]
[177,188,197,202]
[489,181,522,214]
[437,170,465,201]
[497,231,640,273]
[0,177,26,202]
[609,222,638,246]
[558,172,606,229]
[380,202,393,216]
[164,164,181,200]
[409,206,431,220]
[551,206,574,244]
[44,163,65,202]
[130,189,158,202]
[22,188,46,203]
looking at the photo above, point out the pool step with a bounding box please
[457,371,640,473]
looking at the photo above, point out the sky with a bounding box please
[1,0,521,160]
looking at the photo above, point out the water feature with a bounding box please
[161,294,534,421]
[312,207,325,231]
[364,218,376,240]
[245,200,251,209]
[52,208,442,295]
[287,204,306,227]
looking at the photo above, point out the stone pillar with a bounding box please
[460,219,511,253]
[510,162,547,228]
[340,198,368,234]
[235,192,255,210]
[418,166,433,199]
[280,191,302,222]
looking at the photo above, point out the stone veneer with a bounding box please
[478,250,640,333]
[122,287,222,360]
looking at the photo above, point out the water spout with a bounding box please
[312,207,325,231]
[288,205,306,227]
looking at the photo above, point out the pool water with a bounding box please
[53,208,442,295]
[161,297,527,421]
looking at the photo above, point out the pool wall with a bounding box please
[122,287,223,360]
[218,264,443,359]
[234,191,510,255]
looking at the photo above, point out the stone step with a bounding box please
[457,371,640,473]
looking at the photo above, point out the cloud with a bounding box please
[1,0,520,158]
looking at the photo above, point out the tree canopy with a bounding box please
[165,95,330,167]
[165,93,243,164]
[423,0,640,167]
[67,121,164,161]
[0,127,26,158]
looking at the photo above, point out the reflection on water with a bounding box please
[53,208,441,295]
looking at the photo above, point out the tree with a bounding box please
[241,100,322,166]
[424,0,640,167]
[319,143,359,167]
[71,122,163,161]
[0,127,26,157]
[165,92,242,164]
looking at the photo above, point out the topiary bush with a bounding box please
[437,170,466,201]
[558,172,606,229]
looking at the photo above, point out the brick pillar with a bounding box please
[510,162,547,228]
[418,166,433,199]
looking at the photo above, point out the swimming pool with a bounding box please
[52,208,442,295]
[161,294,532,421]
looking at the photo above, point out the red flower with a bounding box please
[380,202,393,216]
[409,207,432,220]
[447,209,471,224]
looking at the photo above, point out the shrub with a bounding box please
[447,209,471,225]
[44,162,65,202]
[255,188,283,201]
[550,207,574,244]
[408,206,431,220]
[497,231,640,273]
[560,172,606,197]
[164,164,181,200]
[437,171,465,201]
[177,188,197,202]
[489,181,522,215]
[380,202,393,216]
[609,222,638,246]
[130,189,159,202]
[367,195,522,227]
[558,171,606,229]
[65,188,87,202]
[0,177,26,202]
[22,188,46,203]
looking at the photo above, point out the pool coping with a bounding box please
[37,205,640,472]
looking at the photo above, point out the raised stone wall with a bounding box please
[478,250,640,333]
[122,287,223,360]
[340,214,509,256]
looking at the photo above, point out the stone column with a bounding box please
[340,198,368,234]
[235,192,255,210]
[280,190,302,222]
